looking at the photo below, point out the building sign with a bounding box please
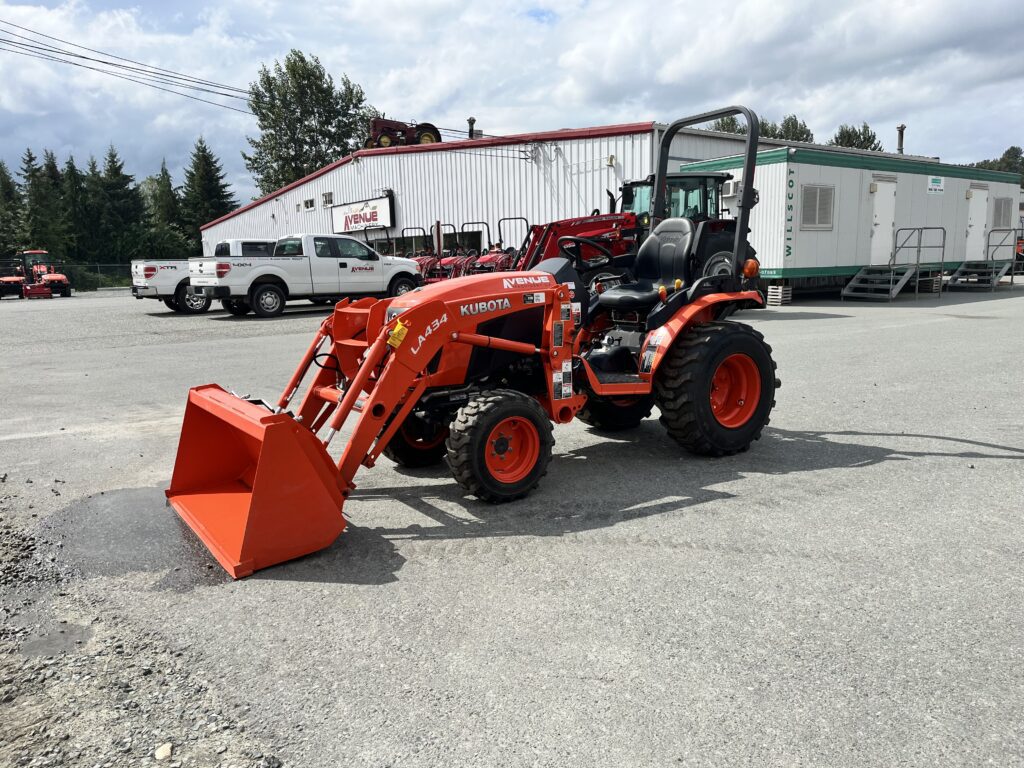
[926,176,944,195]
[330,192,394,233]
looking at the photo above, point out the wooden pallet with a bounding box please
[766,285,792,306]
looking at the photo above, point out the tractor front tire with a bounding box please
[447,389,554,502]
[383,414,449,468]
[654,321,777,456]
[577,395,654,431]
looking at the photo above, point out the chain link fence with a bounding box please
[64,263,133,291]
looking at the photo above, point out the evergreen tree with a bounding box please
[147,160,183,228]
[973,146,1024,179]
[243,50,376,194]
[181,138,236,254]
[829,123,883,151]
[778,114,814,143]
[81,157,106,262]
[100,145,145,262]
[710,116,743,134]
[19,148,67,257]
[0,160,22,258]
[758,117,781,139]
[61,156,89,262]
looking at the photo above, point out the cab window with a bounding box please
[214,242,230,257]
[274,238,303,257]
[334,238,378,261]
[313,237,334,258]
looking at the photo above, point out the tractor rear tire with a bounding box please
[447,389,554,502]
[654,321,777,456]
[221,299,251,316]
[383,414,449,468]
[577,395,654,431]
[175,285,212,314]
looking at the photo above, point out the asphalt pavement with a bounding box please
[2,288,1022,767]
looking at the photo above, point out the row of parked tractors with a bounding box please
[0,250,72,299]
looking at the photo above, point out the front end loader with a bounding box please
[168,106,778,578]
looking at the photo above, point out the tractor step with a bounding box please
[591,369,643,385]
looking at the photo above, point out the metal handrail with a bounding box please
[985,227,1020,289]
[890,226,947,300]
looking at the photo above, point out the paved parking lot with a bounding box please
[2,288,1023,767]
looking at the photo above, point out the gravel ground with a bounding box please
[1,287,1023,767]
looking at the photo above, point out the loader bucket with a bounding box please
[166,384,347,578]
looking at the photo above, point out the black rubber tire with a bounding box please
[447,389,554,503]
[388,274,417,297]
[383,414,449,468]
[576,395,654,431]
[175,284,212,314]
[60,285,71,297]
[702,251,735,277]
[221,299,251,316]
[163,297,180,312]
[249,283,286,317]
[654,321,778,456]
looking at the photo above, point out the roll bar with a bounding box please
[652,105,760,265]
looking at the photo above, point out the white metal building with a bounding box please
[200,122,762,254]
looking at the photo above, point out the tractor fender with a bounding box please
[638,291,763,382]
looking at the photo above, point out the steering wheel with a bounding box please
[556,236,615,269]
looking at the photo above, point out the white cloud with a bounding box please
[0,0,1020,202]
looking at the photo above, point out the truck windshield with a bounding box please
[274,238,303,257]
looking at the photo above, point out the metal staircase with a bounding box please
[947,260,1012,290]
[842,227,947,302]
[947,228,1020,291]
[842,264,917,301]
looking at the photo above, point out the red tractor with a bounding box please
[365,117,442,148]
[0,251,71,298]
[167,106,776,579]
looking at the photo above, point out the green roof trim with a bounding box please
[683,147,1021,184]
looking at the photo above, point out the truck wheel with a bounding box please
[221,299,251,316]
[383,414,449,468]
[388,275,417,297]
[175,285,211,314]
[250,283,286,317]
[163,297,180,312]
[576,395,654,431]
[654,321,777,456]
[447,389,554,502]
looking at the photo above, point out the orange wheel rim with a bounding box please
[710,353,761,428]
[484,417,540,483]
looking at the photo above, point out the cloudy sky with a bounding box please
[0,0,1021,201]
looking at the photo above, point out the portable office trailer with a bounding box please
[681,148,1022,283]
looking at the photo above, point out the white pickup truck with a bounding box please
[131,239,275,313]
[188,233,423,317]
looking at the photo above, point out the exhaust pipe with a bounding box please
[896,124,906,155]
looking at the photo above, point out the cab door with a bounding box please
[308,236,341,294]
[334,237,382,294]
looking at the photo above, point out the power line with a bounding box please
[0,35,249,100]
[0,43,252,114]
[0,17,248,94]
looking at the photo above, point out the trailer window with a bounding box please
[800,185,834,230]
[214,242,230,257]
[275,238,304,257]
[241,241,272,257]
[993,197,1012,228]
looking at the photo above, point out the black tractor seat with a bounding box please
[597,218,695,311]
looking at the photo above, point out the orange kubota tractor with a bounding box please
[167,107,778,578]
